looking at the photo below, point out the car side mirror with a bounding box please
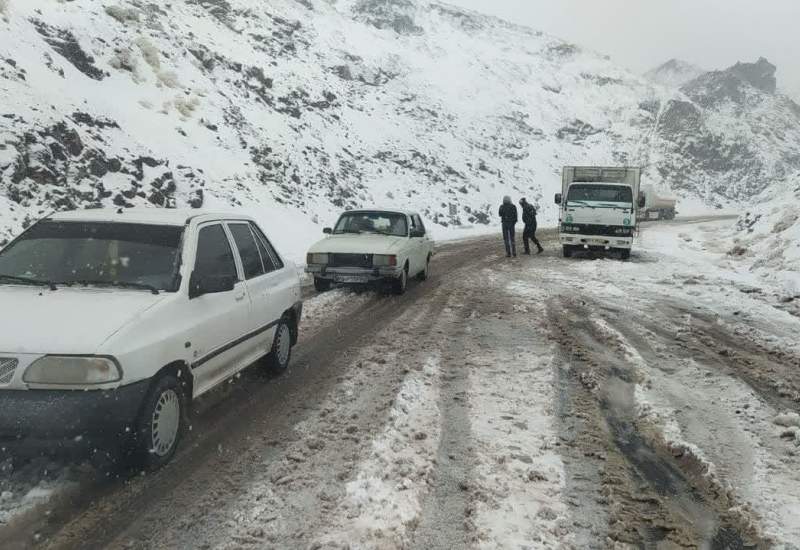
[323,227,332,235]
[638,193,646,208]
[189,272,235,299]
[409,228,425,238]
[554,193,562,205]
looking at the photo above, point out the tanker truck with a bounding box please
[641,185,677,220]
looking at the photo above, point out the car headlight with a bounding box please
[373,254,397,267]
[306,253,329,265]
[23,356,122,385]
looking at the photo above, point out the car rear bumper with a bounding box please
[0,380,150,451]
[560,233,633,249]
[305,265,402,281]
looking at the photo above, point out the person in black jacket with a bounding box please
[498,196,518,257]
[519,198,544,255]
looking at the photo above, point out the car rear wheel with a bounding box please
[619,249,631,260]
[134,375,184,470]
[392,266,408,295]
[266,320,293,373]
[314,277,332,292]
[417,256,430,281]
[562,245,573,258]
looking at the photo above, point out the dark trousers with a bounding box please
[502,224,516,256]
[523,225,542,254]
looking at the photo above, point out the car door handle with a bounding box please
[235,292,246,302]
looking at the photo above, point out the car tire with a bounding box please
[392,265,408,295]
[619,249,631,260]
[314,277,332,292]
[134,375,185,470]
[266,319,293,373]
[562,245,573,258]
[417,256,430,281]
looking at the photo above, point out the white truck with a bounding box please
[641,184,677,220]
[555,166,645,259]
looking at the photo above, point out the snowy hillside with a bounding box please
[1,0,799,259]
[644,58,705,89]
[728,178,800,301]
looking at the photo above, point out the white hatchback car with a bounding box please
[305,209,435,294]
[0,209,302,469]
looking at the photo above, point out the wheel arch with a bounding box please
[152,360,194,402]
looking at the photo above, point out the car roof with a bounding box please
[46,208,255,227]
[341,208,419,217]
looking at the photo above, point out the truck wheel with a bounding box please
[562,245,573,258]
[266,319,293,374]
[417,256,431,281]
[134,375,185,470]
[620,249,631,260]
[392,266,408,295]
[314,277,331,292]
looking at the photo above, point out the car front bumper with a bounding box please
[559,233,633,249]
[0,380,150,452]
[305,265,403,282]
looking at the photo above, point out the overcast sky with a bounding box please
[447,0,800,96]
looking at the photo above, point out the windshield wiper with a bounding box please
[66,280,160,295]
[0,274,57,290]
[334,229,362,234]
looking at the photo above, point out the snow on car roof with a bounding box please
[47,208,251,226]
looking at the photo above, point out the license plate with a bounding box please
[587,239,607,245]
[334,274,369,283]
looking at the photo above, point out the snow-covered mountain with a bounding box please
[645,59,705,89]
[1,0,799,259]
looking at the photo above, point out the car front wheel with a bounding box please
[417,256,430,281]
[266,319,293,373]
[135,375,184,470]
[391,266,408,295]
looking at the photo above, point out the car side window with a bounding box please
[194,224,237,280]
[413,215,426,235]
[250,223,284,271]
[228,223,265,280]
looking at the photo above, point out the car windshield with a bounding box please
[0,221,184,292]
[567,184,633,206]
[334,212,408,237]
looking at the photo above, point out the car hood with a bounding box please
[0,286,166,355]
[308,234,406,255]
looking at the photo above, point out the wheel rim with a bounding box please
[276,324,291,367]
[151,389,180,457]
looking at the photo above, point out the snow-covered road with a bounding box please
[2,219,799,549]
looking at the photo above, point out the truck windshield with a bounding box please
[0,221,184,292]
[334,212,408,237]
[567,184,632,205]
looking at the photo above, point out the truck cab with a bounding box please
[555,166,645,259]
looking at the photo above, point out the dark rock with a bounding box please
[32,19,106,81]
[729,57,777,94]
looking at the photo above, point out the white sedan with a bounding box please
[305,209,435,294]
[0,208,302,469]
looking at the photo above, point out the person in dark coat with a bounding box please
[519,198,544,255]
[498,195,518,257]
